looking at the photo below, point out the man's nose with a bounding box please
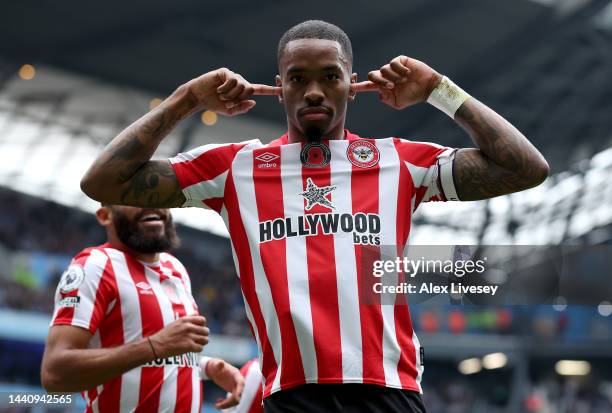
[304,82,324,105]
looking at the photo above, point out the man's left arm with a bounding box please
[354,55,549,201]
[451,97,549,201]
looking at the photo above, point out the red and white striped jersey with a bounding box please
[51,243,203,413]
[221,359,263,413]
[169,130,458,398]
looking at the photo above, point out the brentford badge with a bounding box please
[347,140,380,168]
[300,142,331,168]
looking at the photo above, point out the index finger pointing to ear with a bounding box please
[252,84,281,96]
[351,81,379,93]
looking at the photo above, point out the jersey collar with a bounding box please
[271,129,360,146]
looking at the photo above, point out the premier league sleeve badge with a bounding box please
[58,265,86,293]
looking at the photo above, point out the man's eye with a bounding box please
[327,73,340,81]
[290,76,304,83]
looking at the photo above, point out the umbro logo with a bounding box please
[255,152,279,163]
[255,152,279,169]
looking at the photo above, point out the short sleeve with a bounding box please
[168,141,255,211]
[51,248,116,334]
[394,138,460,212]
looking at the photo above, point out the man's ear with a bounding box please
[348,72,358,102]
[95,206,112,227]
[275,75,283,103]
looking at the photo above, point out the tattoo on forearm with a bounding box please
[453,149,535,200]
[87,104,186,206]
[452,99,547,201]
[119,161,183,207]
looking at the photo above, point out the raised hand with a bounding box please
[185,68,280,116]
[351,55,442,110]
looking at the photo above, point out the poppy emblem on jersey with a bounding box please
[59,265,85,293]
[347,140,380,168]
[300,142,331,168]
[300,177,336,210]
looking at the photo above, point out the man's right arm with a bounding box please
[80,69,278,207]
[41,315,209,393]
[80,86,193,207]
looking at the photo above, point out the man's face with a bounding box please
[109,206,179,253]
[277,38,355,141]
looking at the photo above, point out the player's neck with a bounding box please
[107,239,160,263]
[287,124,346,144]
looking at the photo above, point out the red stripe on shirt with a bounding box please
[350,137,385,385]
[125,256,164,413]
[225,169,279,397]
[301,143,343,381]
[392,138,420,390]
[88,256,117,334]
[172,143,246,188]
[252,146,306,390]
[97,251,123,413]
[203,197,224,213]
[158,265,194,413]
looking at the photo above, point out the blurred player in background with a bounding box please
[41,204,244,412]
[80,20,548,412]
[221,358,263,413]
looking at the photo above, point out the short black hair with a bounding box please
[277,20,353,69]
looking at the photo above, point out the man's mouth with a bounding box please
[138,213,164,223]
[299,106,332,120]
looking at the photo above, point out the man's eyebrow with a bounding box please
[286,65,343,74]
[286,67,304,74]
[322,65,343,71]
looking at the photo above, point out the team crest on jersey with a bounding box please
[300,142,331,168]
[59,265,85,293]
[347,140,380,168]
[300,177,336,210]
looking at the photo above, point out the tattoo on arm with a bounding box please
[452,99,548,201]
[453,149,537,201]
[84,104,187,207]
[119,161,184,207]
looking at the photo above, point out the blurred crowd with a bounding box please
[0,187,250,337]
[421,376,612,413]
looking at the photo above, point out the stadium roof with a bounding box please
[1,0,611,167]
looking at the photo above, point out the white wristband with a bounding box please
[200,356,213,380]
[427,76,471,119]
